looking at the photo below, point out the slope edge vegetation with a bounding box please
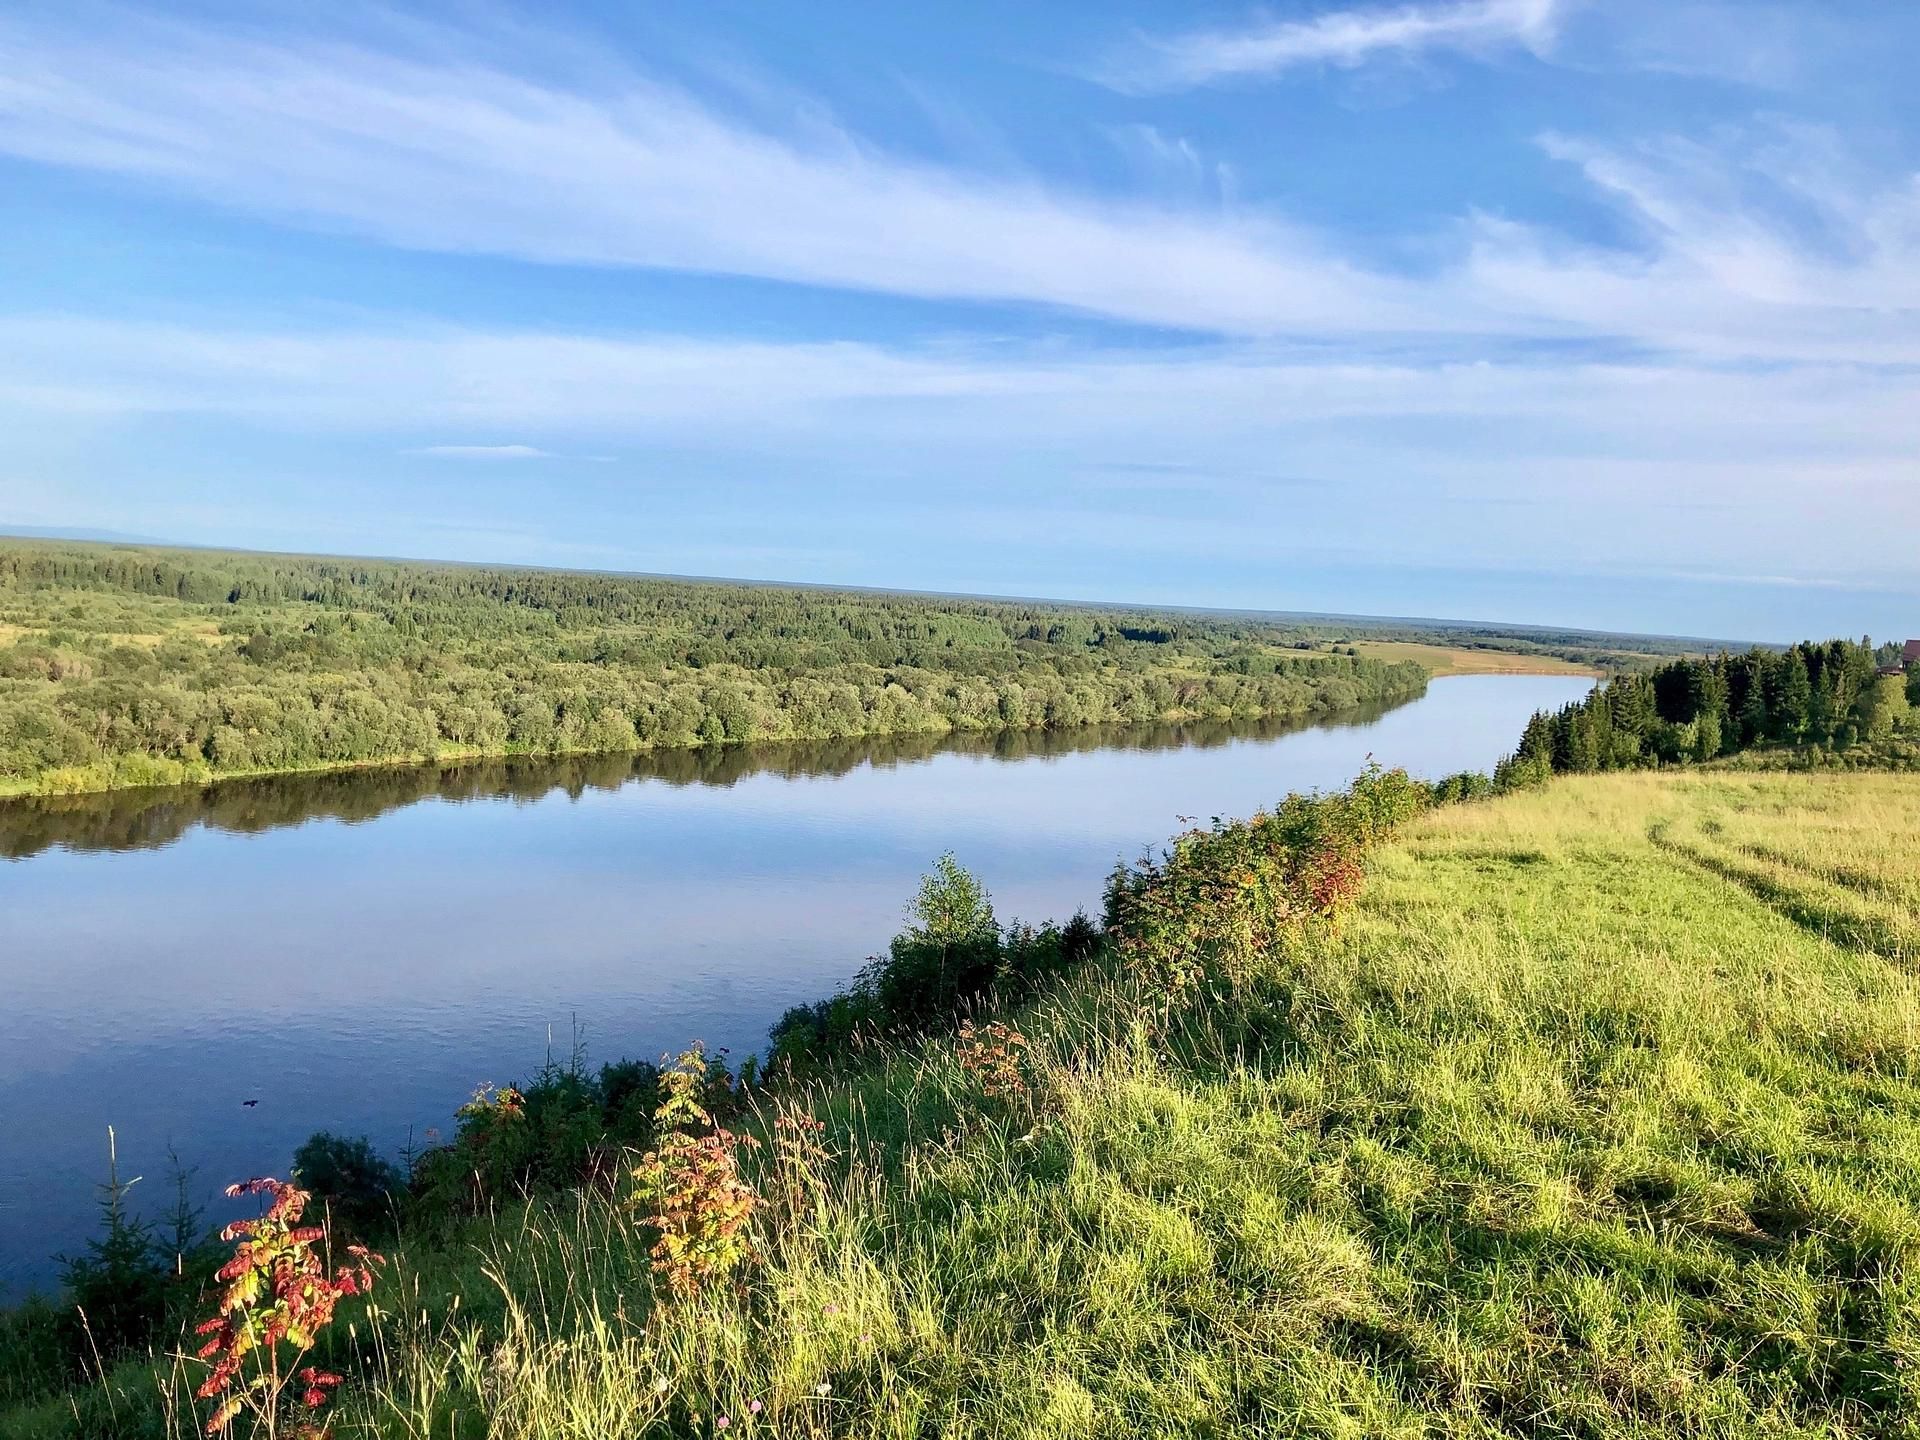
[5,766,1917,1438]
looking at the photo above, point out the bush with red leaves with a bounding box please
[192,1177,382,1438]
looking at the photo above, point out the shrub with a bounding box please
[192,1177,383,1437]
[1428,769,1495,805]
[291,1134,403,1241]
[626,1047,759,1300]
[768,858,1114,1076]
[407,1055,660,1219]
[861,854,1002,1029]
[955,1021,1031,1103]
[1105,766,1421,997]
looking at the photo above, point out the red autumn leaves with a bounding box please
[193,1177,383,1436]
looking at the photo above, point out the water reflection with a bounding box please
[0,706,1405,860]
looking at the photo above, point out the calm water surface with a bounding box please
[0,673,1591,1293]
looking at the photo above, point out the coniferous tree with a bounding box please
[58,1128,168,1360]
[1809,667,1838,743]
[1495,637,1900,784]
[1771,649,1814,742]
[1516,711,1555,769]
[1607,674,1655,764]
[1733,651,1771,746]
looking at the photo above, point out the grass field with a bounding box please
[9,769,1919,1438]
[1353,639,1602,676]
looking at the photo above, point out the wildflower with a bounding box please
[748,1399,763,1414]
[815,1382,832,1396]
[716,1416,731,1431]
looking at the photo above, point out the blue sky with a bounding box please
[0,0,1916,641]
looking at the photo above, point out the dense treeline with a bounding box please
[0,541,1430,795]
[1498,638,1918,785]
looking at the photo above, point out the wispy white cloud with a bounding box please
[9,310,1916,622]
[0,9,1910,368]
[0,8,1414,339]
[405,444,555,460]
[1461,123,1920,363]
[1592,0,1827,90]
[5,312,1914,448]
[1095,0,1566,93]
[4,312,1917,558]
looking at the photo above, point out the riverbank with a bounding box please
[9,763,1917,1438]
[3,539,1452,801]
[0,675,1430,802]
[1,674,1595,1301]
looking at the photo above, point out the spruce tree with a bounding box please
[1772,650,1813,742]
[58,1128,167,1361]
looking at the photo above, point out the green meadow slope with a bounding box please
[7,769,1920,1439]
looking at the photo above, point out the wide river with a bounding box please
[0,672,1591,1294]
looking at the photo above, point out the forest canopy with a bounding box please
[0,540,1439,796]
[1498,638,1920,785]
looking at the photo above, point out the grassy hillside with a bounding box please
[7,768,1918,1439]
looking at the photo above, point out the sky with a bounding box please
[0,0,1916,641]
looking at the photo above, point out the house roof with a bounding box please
[1905,638,1920,665]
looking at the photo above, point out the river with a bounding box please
[0,672,1591,1294]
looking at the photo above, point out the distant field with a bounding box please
[1354,638,1603,675]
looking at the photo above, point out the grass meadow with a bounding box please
[1349,641,1601,677]
[7,769,1919,1439]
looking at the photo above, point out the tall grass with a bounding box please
[8,769,1920,1438]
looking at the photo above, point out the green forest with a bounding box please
[1500,638,1920,784]
[0,540,1441,797]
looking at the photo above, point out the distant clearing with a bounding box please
[1355,639,1600,676]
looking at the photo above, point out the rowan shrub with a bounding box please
[1105,765,1423,995]
[955,1021,1031,1102]
[626,1047,760,1300]
[191,1177,382,1438]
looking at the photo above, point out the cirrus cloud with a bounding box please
[405,444,556,460]
[1,6,1913,365]
[1093,0,1567,93]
